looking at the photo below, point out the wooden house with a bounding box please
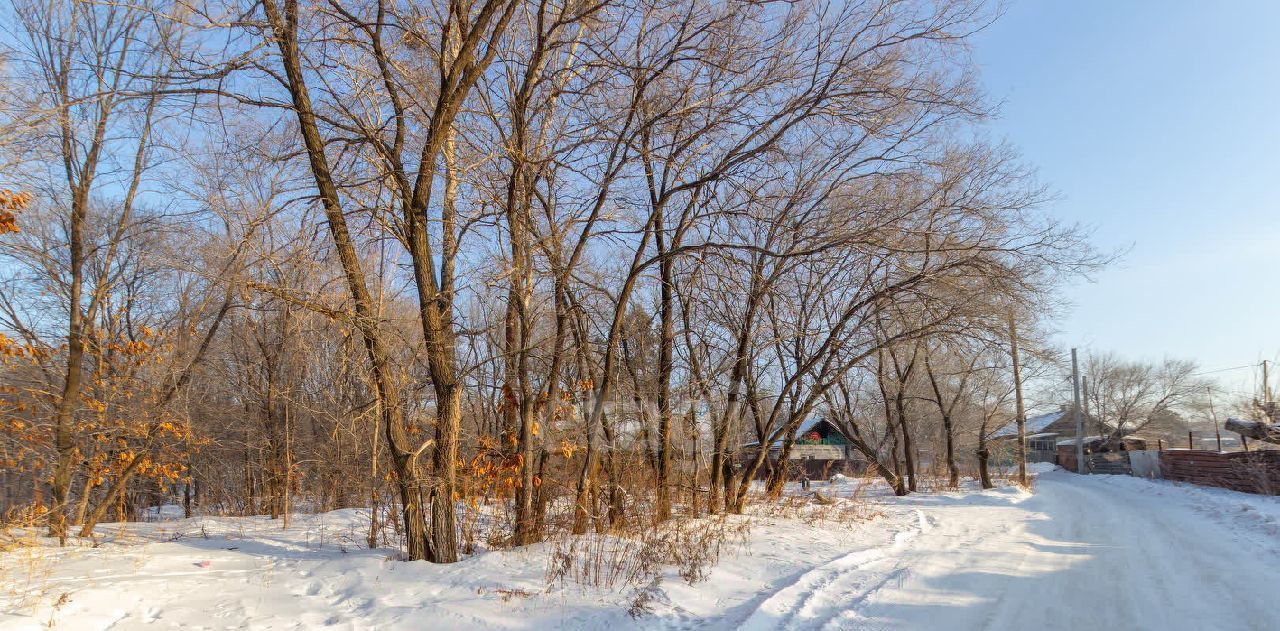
[740,418,865,480]
[990,405,1108,463]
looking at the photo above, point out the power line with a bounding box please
[1207,388,1257,397]
[1193,364,1256,376]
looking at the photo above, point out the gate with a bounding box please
[1086,452,1132,475]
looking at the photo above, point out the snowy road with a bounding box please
[739,471,1280,631]
[4,471,1278,630]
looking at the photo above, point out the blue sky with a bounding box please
[971,0,1280,393]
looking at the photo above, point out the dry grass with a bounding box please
[544,470,887,596]
[1231,454,1279,496]
[750,475,883,527]
[544,511,750,591]
[0,505,60,615]
[0,504,45,553]
[494,587,534,602]
[989,466,1037,492]
[627,578,661,618]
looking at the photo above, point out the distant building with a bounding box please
[739,418,865,479]
[990,405,1108,463]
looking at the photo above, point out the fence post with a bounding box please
[1187,431,1193,450]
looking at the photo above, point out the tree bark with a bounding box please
[260,0,431,560]
[1009,314,1028,486]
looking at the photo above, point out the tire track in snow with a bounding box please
[737,510,928,631]
[823,474,1279,631]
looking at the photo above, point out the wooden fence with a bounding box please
[1159,450,1280,495]
[1086,452,1132,476]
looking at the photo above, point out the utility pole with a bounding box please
[1264,360,1271,405]
[1082,376,1091,436]
[1072,348,1084,473]
[1261,360,1276,425]
[1207,386,1222,452]
[1008,314,1027,486]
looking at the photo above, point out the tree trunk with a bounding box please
[894,391,917,492]
[73,476,94,527]
[924,353,962,488]
[710,263,764,514]
[244,447,256,515]
[570,303,601,534]
[368,397,381,549]
[261,0,435,561]
[505,150,537,546]
[765,431,798,498]
[1009,314,1028,486]
[942,413,959,488]
[721,452,738,514]
[48,188,89,542]
[875,349,906,494]
[426,375,460,563]
[850,438,906,496]
[976,444,993,490]
[685,405,700,516]
[653,217,676,522]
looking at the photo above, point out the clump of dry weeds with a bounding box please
[545,512,750,591]
[1,504,60,615]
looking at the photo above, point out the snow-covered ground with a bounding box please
[3,470,1278,630]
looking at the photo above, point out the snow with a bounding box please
[1056,435,1103,446]
[139,504,187,522]
[4,470,1279,630]
[990,410,1067,438]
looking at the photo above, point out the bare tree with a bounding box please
[924,344,982,488]
[1081,352,1208,444]
[0,0,214,540]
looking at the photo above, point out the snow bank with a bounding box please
[0,498,905,630]
[5,474,1276,630]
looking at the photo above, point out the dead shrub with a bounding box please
[0,503,46,552]
[627,578,660,618]
[0,504,58,614]
[495,587,534,602]
[747,469,882,527]
[751,489,881,527]
[992,465,1037,492]
[544,513,749,591]
[1231,452,1280,496]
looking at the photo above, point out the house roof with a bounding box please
[1057,435,1104,447]
[991,410,1068,438]
[743,417,829,448]
[991,407,1114,439]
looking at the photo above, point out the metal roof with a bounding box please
[742,417,830,448]
[991,410,1068,438]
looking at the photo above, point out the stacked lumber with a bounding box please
[1159,450,1280,495]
